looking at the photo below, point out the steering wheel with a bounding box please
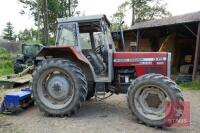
[95,45,104,55]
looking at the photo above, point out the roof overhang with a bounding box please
[130,11,200,30]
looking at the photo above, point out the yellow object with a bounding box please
[185,55,192,63]
[158,33,176,65]
[159,33,176,52]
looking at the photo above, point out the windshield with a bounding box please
[57,23,77,46]
[23,45,40,56]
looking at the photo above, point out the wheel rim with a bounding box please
[37,67,75,110]
[134,85,172,121]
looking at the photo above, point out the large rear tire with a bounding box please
[32,59,88,116]
[127,74,184,127]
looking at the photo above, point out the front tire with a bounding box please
[127,74,184,127]
[32,59,88,116]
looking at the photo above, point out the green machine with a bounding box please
[14,44,43,74]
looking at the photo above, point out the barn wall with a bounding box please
[138,39,153,52]
[122,32,154,52]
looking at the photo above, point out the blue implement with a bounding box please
[1,88,33,113]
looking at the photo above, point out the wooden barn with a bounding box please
[112,11,200,81]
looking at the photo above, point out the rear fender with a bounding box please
[37,46,94,81]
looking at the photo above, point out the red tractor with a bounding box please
[32,15,184,127]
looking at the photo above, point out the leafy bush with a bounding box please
[0,47,13,76]
[0,48,10,59]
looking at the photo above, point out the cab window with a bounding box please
[56,23,77,46]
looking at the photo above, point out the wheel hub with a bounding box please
[139,88,166,113]
[47,75,70,101]
[145,93,162,108]
[135,85,169,120]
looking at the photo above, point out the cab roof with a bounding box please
[57,14,110,26]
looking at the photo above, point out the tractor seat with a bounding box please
[82,50,106,75]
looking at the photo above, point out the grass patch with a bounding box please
[179,81,200,90]
[0,48,13,76]
[0,68,13,76]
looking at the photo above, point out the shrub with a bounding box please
[0,47,13,76]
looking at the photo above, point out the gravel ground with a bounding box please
[0,90,200,133]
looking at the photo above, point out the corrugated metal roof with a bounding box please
[57,14,110,25]
[130,11,200,30]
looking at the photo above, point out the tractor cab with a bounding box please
[56,15,115,82]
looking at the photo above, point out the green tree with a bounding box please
[111,2,129,31]
[18,28,38,42]
[18,29,32,41]
[3,22,14,40]
[19,0,79,44]
[122,0,171,25]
